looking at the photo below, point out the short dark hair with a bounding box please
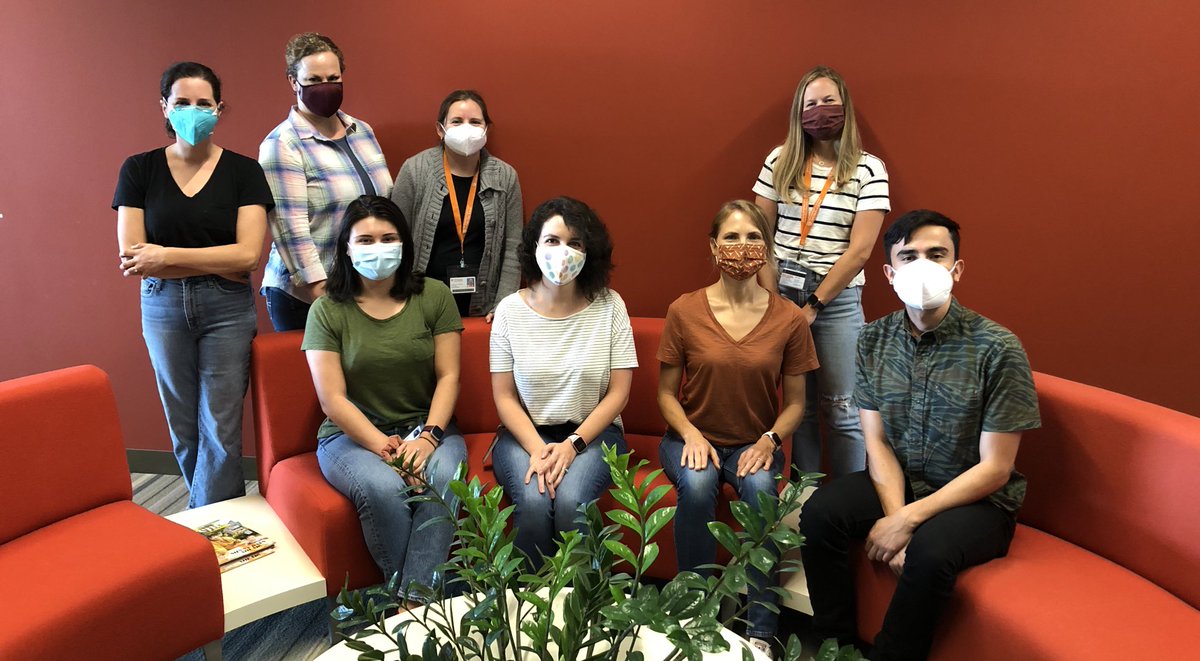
[326,196,425,303]
[519,197,613,301]
[882,209,961,264]
[437,89,492,126]
[160,61,221,138]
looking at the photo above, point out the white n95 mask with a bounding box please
[442,124,487,156]
[891,258,954,310]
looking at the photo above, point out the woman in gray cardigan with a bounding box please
[391,90,523,320]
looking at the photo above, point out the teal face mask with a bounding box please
[168,106,219,145]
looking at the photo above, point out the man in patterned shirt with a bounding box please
[799,210,1041,661]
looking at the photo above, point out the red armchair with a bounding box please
[0,366,223,660]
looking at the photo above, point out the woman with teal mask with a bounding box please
[113,61,274,507]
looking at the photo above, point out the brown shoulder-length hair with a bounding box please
[772,66,864,203]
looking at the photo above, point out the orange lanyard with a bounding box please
[442,150,479,257]
[798,158,835,246]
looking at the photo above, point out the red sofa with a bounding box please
[0,366,223,660]
[251,317,787,596]
[851,373,1200,658]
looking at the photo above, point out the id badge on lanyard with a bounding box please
[444,150,480,295]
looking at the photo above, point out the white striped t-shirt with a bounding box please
[752,147,890,288]
[490,289,639,429]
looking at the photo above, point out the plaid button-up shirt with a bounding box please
[259,108,392,295]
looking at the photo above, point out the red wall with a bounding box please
[2,0,1197,455]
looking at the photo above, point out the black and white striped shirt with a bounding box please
[752,147,890,287]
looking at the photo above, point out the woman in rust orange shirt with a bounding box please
[656,200,819,657]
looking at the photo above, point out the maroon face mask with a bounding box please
[299,82,343,118]
[801,104,845,141]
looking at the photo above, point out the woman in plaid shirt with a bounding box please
[259,32,392,331]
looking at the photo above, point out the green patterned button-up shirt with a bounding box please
[855,299,1041,514]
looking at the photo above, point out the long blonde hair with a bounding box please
[772,66,863,203]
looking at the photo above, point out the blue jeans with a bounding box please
[317,422,468,601]
[264,286,311,332]
[491,423,626,569]
[779,266,866,477]
[140,276,256,508]
[659,432,784,641]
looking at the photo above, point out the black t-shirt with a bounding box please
[426,174,486,314]
[112,148,275,248]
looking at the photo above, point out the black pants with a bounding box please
[799,471,1015,661]
[264,286,311,332]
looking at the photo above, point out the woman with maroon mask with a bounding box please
[751,66,891,480]
[259,32,392,331]
[657,200,819,658]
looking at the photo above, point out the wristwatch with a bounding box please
[762,431,782,449]
[804,294,826,312]
[421,424,445,446]
[567,433,588,455]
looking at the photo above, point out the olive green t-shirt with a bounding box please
[301,280,463,440]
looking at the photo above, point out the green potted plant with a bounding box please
[331,445,864,661]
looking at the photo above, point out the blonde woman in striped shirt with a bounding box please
[752,66,891,478]
[489,197,638,569]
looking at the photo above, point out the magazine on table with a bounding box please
[195,519,276,568]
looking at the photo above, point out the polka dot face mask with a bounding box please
[536,244,586,286]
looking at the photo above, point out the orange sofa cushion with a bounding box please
[0,366,131,544]
[852,525,1200,659]
[0,501,223,661]
[1019,373,1200,610]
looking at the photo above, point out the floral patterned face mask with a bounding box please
[536,243,587,286]
[716,242,768,280]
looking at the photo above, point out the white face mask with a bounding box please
[891,258,954,310]
[536,244,586,286]
[441,124,487,156]
[348,242,403,281]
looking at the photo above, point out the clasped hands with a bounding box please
[119,243,169,277]
[865,509,917,576]
[377,433,437,489]
[525,438,577,498]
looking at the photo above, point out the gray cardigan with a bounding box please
[390,146,523,316]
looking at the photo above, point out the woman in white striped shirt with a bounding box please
[489,196,638,568]
[752,66,891,478]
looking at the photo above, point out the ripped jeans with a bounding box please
[779,266,866,477]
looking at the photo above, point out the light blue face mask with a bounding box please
[349,242,403,281]
[168,105,219,146]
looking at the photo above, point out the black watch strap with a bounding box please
[421,424,444,445]
[805,294,826,311]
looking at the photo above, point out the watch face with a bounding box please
[572,435,587,453]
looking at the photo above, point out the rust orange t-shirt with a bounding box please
[657,289,819,446]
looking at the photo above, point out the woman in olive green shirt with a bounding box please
[302,195,466,606]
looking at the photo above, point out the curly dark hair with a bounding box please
[159,61,221,138]
[519,196,613,301]
[326,196,425,303]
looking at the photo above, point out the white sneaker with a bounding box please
[749,637,775,660]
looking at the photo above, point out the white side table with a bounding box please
[166,494,327,632]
